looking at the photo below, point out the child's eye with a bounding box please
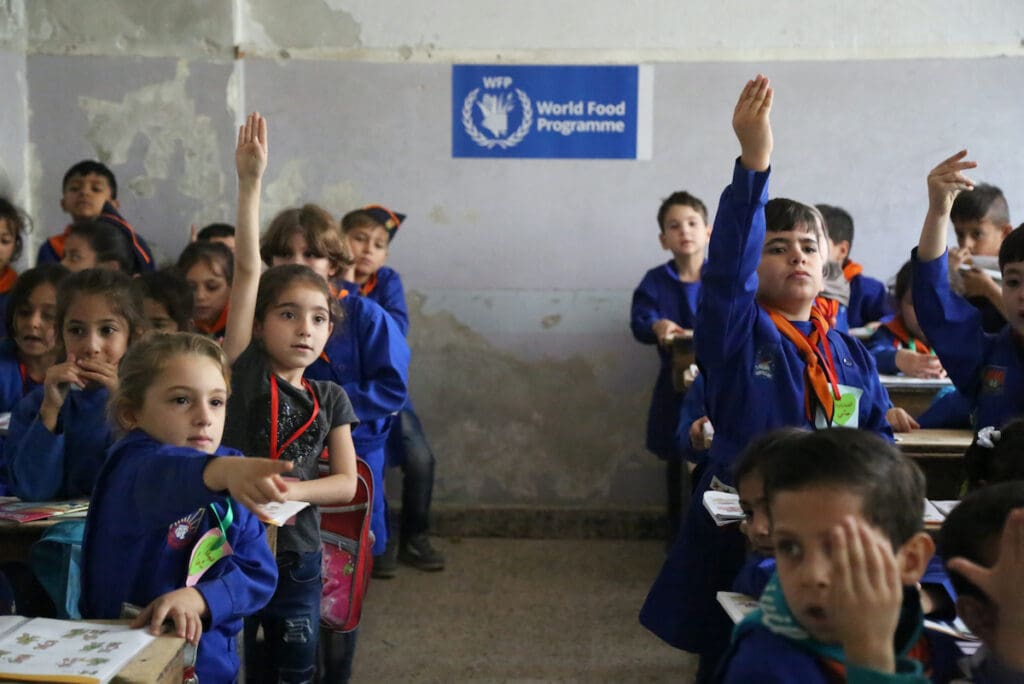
[314,314,328,324]
[172,396,190,406]
[803,245,818,254]
[66,326,83,336]
[101,326,117,335]
[1005,278,1020,288]
[210,398,225,408]
[776,540,802,558]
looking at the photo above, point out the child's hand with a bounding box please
[948,507,1024,667]
[961,267,1001,303]
[886,406,920,433]
[926,150,976,217]
[652,319,686,346]
[689,416,713,450]
[40,357,84,431]
[732,75,773,172]
[948,247,971,272]
[219,458,294,511]
[235,112,268,185]
[828,516,902,673]
[894,350,946,379]
[75,357,120,392]
[131,587,207,645]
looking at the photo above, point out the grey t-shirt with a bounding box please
[223,343,358,554]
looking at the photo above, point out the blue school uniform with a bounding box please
[913,249,1023,430]
[630,261,701,458]
[730,553,774,599]
[80,431,277,684]
[916,388,973,430]
[305,293,410,554]
[847,272,893,328]
[673,373,709,467]
[866,324,910,375]
[352,267,409,336]
[4,385,112,501]
[640,162,893,663]
[0,339,42,412]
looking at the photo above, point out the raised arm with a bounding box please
[223,112,268,364]
[917,150,977,262]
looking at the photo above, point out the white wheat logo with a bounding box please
[462,87,532,149]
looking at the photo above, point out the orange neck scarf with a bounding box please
[0,267,17,294]
[195,303,229,337]
[813,296,840,328]
[766,306,841,425]
[359,272,378,297]
[842,261,863,282]
[883,317,931,355]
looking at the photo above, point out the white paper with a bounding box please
[717,591,760,624]
[703,491,745,527]
[254,500,310,527]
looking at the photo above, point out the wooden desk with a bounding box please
[881,374,953,417]
[897,429,972,499]
[112,629,185,684]
[0,519,62,564]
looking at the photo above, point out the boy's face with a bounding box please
[829,239,850,265]
[347,225,390,281]
[756,225,825,317]
[953,215,1011,257]
[658,205,710,261]
[1000,262,1024,332]
[738,472,773,556]
[60,173,116,223]
[771,486,925,643]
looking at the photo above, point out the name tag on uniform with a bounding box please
[815,384,863,429]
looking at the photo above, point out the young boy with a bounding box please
[719,428,939,682]
[913,151,1024,430]
[640,75,893,682]
[40,160,155,273]
[949,183,1013,332]
[816,204,893,328]
[630,190,709,541]
[940,481,1024,681]
[339,206,445,574]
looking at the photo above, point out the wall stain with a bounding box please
[540,314,561,329]
[77,60,227,227]
[429,205,449,224]
[406,290,648,505]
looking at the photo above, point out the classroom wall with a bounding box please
[2,2,1024,510]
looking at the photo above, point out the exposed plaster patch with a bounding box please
[428,205,449,224]
[463,209,480,223]
[406,290,639,503]
[540,314,561,329]
[262,158,309,223]
[77,61,227,226]
[320,179,363,215]
[245,0,361,51]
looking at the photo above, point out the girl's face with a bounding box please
[143,297,180,333]
[255,283,333,378]
[123,353,227,454]
[271,232,334,281]
[13,283,58,359]
[62,293,130,365]
[61,234,98,272]
[185,261,230,326]
[738,472,773,556]
[0,219,16,271]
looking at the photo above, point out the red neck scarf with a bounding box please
[195,303,229,337]
[766,306,842,424]
[813,296,840,329]
[883,317,931,355]
[842,261,863,282]
[0,267,17,294]
[359,272,378,297]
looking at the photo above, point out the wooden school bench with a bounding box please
[897,428,972,499]
[881,374,952,417]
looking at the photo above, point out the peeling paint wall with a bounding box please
[3,2,1024,510]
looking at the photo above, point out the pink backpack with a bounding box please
[319,458,374,632]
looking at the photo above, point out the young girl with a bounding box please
[0,198,28,332]
[3,268,144,501]
[136,269,195,333]
[80,332,289,683]
[177,240,233,338]
[60,220,135,273]
[867,261,946,378]
[222,113,360,683]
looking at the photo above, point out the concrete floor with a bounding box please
[352,538,696,683]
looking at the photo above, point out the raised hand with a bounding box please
[827,516,902,673]
[733,75,774,172]
[926,150,976,217]
[235,112,268,186]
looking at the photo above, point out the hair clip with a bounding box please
[976,425,1001,449]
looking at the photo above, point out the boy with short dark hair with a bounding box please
[719,428,939,682]
[631,189,710,541]
[949,182,1013,332]
[39,160,155,272]
[816,203,893,328]
[195,223,236,252]
[940,481,1024,682]
[913,151,1024,430]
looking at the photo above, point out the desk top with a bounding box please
[896,429,972,455]
[880,374,953,390]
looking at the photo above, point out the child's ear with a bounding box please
[658,232,669,251]
[957,595,997,644]
[896,531,935,584]
[117,405,137,431]
[1001,223,1013,239]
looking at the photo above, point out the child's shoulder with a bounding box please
[723,622,829,683]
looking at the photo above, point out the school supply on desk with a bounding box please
[703,490,745,527]
[254,500,310,527]
[0,616,155,683]
[717,591,760,624]
[879,374,952,388]
[923,499,961,530]
[0,498,89,523]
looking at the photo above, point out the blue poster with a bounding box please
[452,65,652,159]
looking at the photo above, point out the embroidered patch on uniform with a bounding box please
[167,508,206,550]
[754,346,775,379]
[981,366,1007,393]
